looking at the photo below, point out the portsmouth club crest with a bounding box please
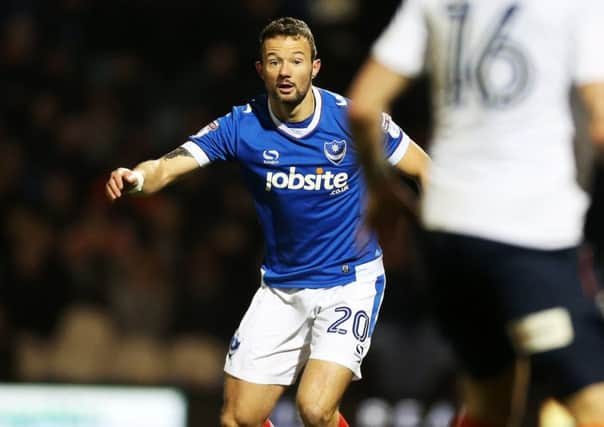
[324,139,347,165]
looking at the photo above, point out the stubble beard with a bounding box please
[271,77,312,108]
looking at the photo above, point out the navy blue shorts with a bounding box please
[422,231,604,398]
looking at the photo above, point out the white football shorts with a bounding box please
[224,257,386,385]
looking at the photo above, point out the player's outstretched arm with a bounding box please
[105,146,198,201]
[578,82,604,147]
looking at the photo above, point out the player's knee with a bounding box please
[219,411,236,427]
[220,407,264,427]
[297,398,337,427]
[219,414,256,427]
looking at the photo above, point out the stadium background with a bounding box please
[1,1,602,425]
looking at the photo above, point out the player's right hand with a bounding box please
[105,167,140,201]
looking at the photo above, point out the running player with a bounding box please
[106,17,429,427]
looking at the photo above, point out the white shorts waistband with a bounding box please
[354,256,385,282]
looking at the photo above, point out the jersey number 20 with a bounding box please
[327,306,370,342]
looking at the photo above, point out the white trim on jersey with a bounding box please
[386,133,410,166]
[181,141,211,167]
[268,86,323,139]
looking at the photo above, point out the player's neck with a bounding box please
[269,87,315,123]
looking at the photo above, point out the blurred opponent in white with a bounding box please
[348,0,604,426]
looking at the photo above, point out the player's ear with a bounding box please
[255,60,264,79]
[311,58,321,79]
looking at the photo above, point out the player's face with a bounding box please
[256,36,321,107]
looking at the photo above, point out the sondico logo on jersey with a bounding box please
[265,166,349,196]
[262,149,280,165]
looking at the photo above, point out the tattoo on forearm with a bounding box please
[162,147,193,160]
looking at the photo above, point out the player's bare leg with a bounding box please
[296,359,352,427]
[221,374,286,427]
[563,382,604,426]
[454,360,527,427]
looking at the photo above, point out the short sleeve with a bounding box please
[371,0,428,77]
[573,0,604,84]
[382,113,411,165]
[182,110,238,167]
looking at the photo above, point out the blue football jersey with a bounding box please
[183,87,410,288]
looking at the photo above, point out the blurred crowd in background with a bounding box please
[0,0,453,400]
[2,0,603,424]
